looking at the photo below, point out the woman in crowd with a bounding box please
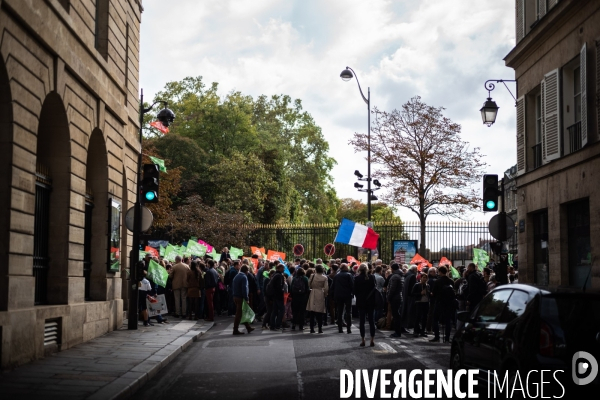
[354,264,377,347]
[306,265,329,333]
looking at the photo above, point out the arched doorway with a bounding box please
[35,92,71,305]
[0,54,13,310]
[85,128,109,300]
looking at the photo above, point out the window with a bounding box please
[500,290,529,322]
[574,67,581,123]
[533,94,543,168]
[475,290,512,322]
[95,0,109,59]
[561,44,587,155]
[533,210,549,286]
[567,199,591,289]
[34,164,52,305]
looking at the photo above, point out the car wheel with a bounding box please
[450,345,463,370]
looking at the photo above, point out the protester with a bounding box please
[232,265,255,335]
[268,264,286,331]
[262,269,275,329]
[373,266,385,323]
[465,263,486,311]
[354,264,376,347]
[306,265,329,333]
[186,261,202,320]
[430,266,456,343]
[401,265,418,333]
[411,274,430,337]
[332,263,354,334]
[171,256,190,318]
[387,263,405,338]
[204,259,220,321]
[291,268,309,331]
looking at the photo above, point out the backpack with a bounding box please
[441,284,456,306]
[291,276,306,294]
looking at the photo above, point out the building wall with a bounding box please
[506,0,600,291]
[0,0,142,368]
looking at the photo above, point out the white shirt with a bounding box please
[140,278,152,291]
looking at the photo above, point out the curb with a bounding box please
[87,322,214,400]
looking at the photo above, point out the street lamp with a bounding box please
[128,89,175,330]
[480,79,516,127]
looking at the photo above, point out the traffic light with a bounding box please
[141,164,159,203]
[482,174,499,212]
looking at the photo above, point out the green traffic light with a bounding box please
[485,200,496,210]
[145,191,156,201]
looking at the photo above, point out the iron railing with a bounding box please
[568,121,582,153]
[242,220,499,264]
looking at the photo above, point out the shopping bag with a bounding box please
[146,294,168,317]
[240,300,255,324]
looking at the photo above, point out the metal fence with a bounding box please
[243,220,511,265]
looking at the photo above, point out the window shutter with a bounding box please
[580,42,587,147]
[516,0,525,43]
[547,0,559,10]
[539,0,546,18]
[516,96,526,175]
[542,69,560,162]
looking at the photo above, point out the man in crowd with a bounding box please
[332,263,354,334]
[269,263,286,331]
[429,266,456,343]
[465,263,486,311]
[232,265,255,335]
[171,256,190,318]
[387,263,405,338]
[225,260,241,316]
[204,259,220,321]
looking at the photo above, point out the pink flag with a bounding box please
[197,240,213,253]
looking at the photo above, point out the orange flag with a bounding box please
[439,257,452,266]
[410,253,427,265]
[145,246,158,258]
[346,256,358,264]
[267,250,286,262]
[150,120,169,134]
[251,246,266,257]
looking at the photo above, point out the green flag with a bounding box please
[164,244,178,262]
[207,248,220,260]
[139,251,147,261]
[450,265,460,279]
[508,254,513,267]
[159,245,165,257]
[187,240,207,257]
[473,248,489,270]
[148,156,167,173]
[230,246,244,259]
[147,259,169,288]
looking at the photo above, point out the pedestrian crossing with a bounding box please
[216,322,361,336]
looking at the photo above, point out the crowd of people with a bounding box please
[137,248,519,345]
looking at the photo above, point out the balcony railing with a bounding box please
[532,143,542,169]
[568,121,582,153]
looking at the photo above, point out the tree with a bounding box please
[336,198,401,224]
[350,96,486,254]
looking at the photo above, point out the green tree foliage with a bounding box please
[146,76,338,224]
[336,198,402,224]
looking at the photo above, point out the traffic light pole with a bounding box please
[128,91,145,330]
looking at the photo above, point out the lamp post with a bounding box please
[480,79,517,126]
[128,89,174,330]
[340,67,380,262]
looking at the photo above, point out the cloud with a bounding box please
[140,0,515,222]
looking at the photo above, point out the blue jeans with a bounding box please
[270,298,284,329]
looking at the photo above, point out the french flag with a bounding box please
[334,219,379,250]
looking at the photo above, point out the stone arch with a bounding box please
[86,128,109,300]
[0,53,13,310]
[36,92,71,305]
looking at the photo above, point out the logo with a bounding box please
[572,351,598,386]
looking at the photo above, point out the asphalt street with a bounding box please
[134,315,458,400]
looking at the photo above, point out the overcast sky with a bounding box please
[139,0,516,223]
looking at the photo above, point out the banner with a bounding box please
[251,246,266,258]
[148,155,167,173]
[207,248,220,260]
[472,248,489,270]
[346,256,358,264]
[145,246,159,258]
[159,244,165,257]
[148,259,169,288]
[267,250,286,262]
[146,294,168,317]
[150,120,169,134]
[164,244,179,262]
[186,240,207,257]
[449,266,461,279]
[198,239,214,253]
[230,246,244,260]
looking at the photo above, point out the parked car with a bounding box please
[451,284,600,395]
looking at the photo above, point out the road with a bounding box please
[134,315,458,400]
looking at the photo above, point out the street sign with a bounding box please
[125,206,153,232]
[488,213,515,241]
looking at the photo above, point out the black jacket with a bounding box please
[411,282,431,301]
[387,270,405,300]
[269,272,285,300]
[331,271,354,301]
[466,271,486,304]
[204,268,220,289]
[431,275,454,304]
[353,274,376,308]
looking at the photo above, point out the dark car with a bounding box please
[451,284,600,395]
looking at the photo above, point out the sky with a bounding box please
[139,0,517,223]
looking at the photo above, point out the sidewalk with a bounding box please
[0,318,214,399]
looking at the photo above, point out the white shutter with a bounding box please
[516,96,526,175]
[516,0,525,43]
[580,42,587,147]
[539,0,546,18]
[547,0,559,10]
[542,69,561,162]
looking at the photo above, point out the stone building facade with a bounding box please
[0,0,142,368]
[505,0,599,290]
